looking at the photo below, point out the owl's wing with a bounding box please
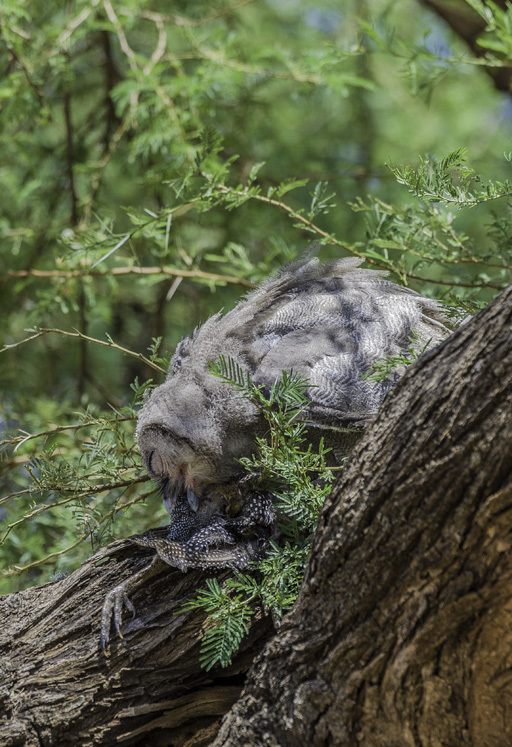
[231,254,451,430]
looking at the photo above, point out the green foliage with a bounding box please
[183,362,334,670]
[0,0,511,598]
[209,355,310,426]
[209,356,334,530]
[351,149,512,295]
[388,148,512,206]
[0,391,155,590]
[181,576,256,670]
[465,0,512,59]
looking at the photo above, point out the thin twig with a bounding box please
[1,482,157,577]
[63,89,79,226]
[57,0,101,47]
[23,474,149,497]
[0,488,34,506]
[4,265,255,287]
[146,16,167,70]
[0,417,134,450]
[102,0,138,72]
[213,184,507,290]
[174,43,324,85]
[0,328,167,374]
[1,494,95,543]
[128,0,254,28]
[0,472,147,508]
[0,474,151,544]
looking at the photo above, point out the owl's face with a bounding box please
[139,423,219,514]
[136,371,260,516]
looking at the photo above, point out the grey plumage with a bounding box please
[136,250,451,570]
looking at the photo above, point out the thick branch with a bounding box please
[0,535,274,746]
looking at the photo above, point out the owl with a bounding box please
[135,248,451,571]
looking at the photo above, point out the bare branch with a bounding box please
[0,328,167,374]
[4,264,255,288]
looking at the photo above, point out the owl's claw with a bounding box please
[100,586,135,651]
[99,556,164,653]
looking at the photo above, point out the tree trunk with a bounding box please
[0,538,274,746]
[213,284,512,746]
[2,285,511,746]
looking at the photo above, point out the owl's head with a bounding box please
[136,354,260,515]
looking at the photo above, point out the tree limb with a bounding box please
[0,535,274,746]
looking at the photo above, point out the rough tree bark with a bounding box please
[1,284,511,746]
[0,538,274,747]
[214,284,512,746]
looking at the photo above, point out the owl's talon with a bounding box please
[100,585,137,651]
[99,556,164,653]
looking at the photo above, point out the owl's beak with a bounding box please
[170,467,200,513]
[186,486,199,512]
[158,457,202,515]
